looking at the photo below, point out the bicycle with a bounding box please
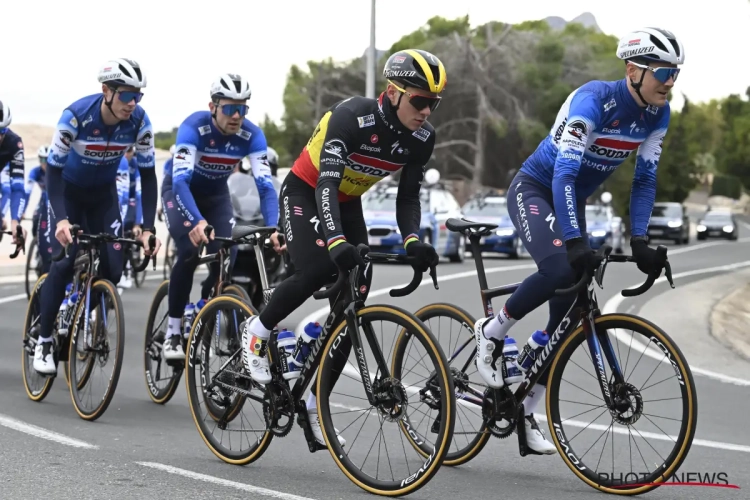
[123,228,147,288]
[409,218,697,495]
[21,224,154,421]
[184,241,456,496]
[143,224,253,405]
[25,234,42,299]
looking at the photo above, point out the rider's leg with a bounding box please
[88,184,125,288]
[198,197,236,301]
[38,198,52,274]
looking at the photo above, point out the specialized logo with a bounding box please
[545,212,556,231]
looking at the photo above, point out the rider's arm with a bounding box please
[0,168,9,218]
[135,169,143,226]
[630,109,669,238]
[396,144,435,248]
[314,107,358,249]
[171,121,203,223]
[135,112,157,229]
[7,138,26,222]
[551,91,602,242]
[46,109,79,222]
[246,129,279,227]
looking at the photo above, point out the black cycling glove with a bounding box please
[630,237,662,276]
[406,241,439,272]
[329,241,365,271]
[565,237,598,276]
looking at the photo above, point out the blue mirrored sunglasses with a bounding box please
[633,62,680,83]
[0,127,7,135]
[117,90,144,104]
[221,104,249,117]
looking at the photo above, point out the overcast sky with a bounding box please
[3,0,748,134]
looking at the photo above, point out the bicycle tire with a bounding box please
[163,234,174,280]
[317,304,456,496]
[221,283,257,312]
[411,303,491,466]
[21,273,55,401]
[546,313,698,495]
[68,279,126,421]
[185,294,273,465]
[143,280,183,404]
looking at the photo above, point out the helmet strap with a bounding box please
[629,70,650,107]
[210,100,230,135]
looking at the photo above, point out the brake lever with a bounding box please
[429,264,439,291]
[664,259,675,289]
[595,257,608,289]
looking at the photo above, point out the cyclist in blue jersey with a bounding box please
[472,28,685,454]
[25,146,51,274]
[0,167,9,228]
[0,101,27,245]
[33,58,162,375]
[161,74,279,361]
[116,146,143,290]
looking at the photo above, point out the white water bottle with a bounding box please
[183,303,195,339]
[502,336,523,384]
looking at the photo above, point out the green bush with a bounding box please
[710,174,744,199]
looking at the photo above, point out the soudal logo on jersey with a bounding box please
[587,137,640,159]
[347,153,405,179]
[198,154,238,172]
[82,144,127,159]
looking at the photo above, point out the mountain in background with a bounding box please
[543,12,602,33]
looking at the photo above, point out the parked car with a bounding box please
[585,204,625,254]
[362,175,465,262]
[696,210,739,241]
[460,193,528,259]
[647,202,690,245]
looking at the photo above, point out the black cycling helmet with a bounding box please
[383,49,447,94]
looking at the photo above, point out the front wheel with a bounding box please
[546,313,697,495]
[143,280,183,404]
[25,237,41,299]
[317,304,455,496]
[22,273,55,401]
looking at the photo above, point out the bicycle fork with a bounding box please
[581,312,624,412]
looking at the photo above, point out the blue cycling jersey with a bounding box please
[169,111,278,226]
[520,78,669,241]
[24,165,47,209]
[0,167,9,218]
[0,128,26,220]
[116,157,143,224]
[163,156,173,178]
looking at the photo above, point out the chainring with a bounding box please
[482,386,518,439]
[263,380,295,437]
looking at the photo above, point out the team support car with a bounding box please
[647,201,690,245]
[585,202,625,254]
[362,171,465,262]
[460,193,529,259]
[697,209,739,241]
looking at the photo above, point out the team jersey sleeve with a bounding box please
[46,109,80,222]
[171,122,203,222]
[135,112,157,229]
[0,168,9,218]
[136,112,155,169]
[314,107,359,249]
[246,129,279,227]
[6,138,26,221]
[630,110,669,238]
[397,139,433,248]
[22,166,40,217]
[551,91,603,242]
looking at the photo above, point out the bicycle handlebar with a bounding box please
[312,243,439,300]
[554,243,675,297]
[0,225,26,259]
[51,224,156,272]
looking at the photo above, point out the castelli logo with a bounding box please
[184,221,191,227]
[113,243,121,251]
[611,120,619,127]
[553,239,562,247]
[360,285,368,294]
[370,134,378,144]
[209,139,215,147]
[316,239,324,247]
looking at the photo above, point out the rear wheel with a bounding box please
[143,280,183,404]
[22,274,55,401]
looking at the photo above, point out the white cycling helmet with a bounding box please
[210,74,252,101]
[98,58,147,88]
[169,144,176,155]
[0,101,11,128]
[38,145,50,158]
[616,28,685,65]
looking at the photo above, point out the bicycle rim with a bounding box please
[143,280,183,404]
[546,313,697,495]
[69,279,126,421]
[185,295,273,465]
[317,305,455,496]
[21,273,54,401]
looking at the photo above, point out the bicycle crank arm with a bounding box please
[295,401,327,453]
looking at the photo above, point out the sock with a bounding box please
[306,392,317,412]
[248,316,271,341]
[483,305,518,341]
[523,385,546,416]
[166,317,182,339]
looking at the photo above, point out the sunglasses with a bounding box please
[220,104,249,117]
[390,81,441,112]
[0,127,7,135]
[631,62,680,84]
[115,89,144,104]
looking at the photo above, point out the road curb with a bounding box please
[710,277,750,361]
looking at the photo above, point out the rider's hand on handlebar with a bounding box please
[405,241,439,272]
[270,231,286,254]
[188,220,211,247]
[329,240,365,271]
[132,224,143,238]
[565,237,598,276]
[139,230,161,256]
[630,237,662,277]
[55,219,75,246]
[10,220,26,246]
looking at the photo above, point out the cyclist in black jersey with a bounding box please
[240,49,447,447]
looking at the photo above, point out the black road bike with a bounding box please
[410,218,697,496]
[184,239,456,496]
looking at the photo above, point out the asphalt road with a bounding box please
[1,217,749,499]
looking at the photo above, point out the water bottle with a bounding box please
[277,329,298,380]
[502,335,523,384]
[183,303,196,339]
[515,330,550,373]
[288,322,323,375]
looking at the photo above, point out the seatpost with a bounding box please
[469,235,490,291]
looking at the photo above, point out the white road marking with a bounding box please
[0,293,26,304]
[0,413,98,449]
[602,260,750,387]
[137,462,317,500]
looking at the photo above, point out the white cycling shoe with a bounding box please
[308,409,346,448]
[520,415,557,455]
[473,318,505,389]
[241,323,271,385]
